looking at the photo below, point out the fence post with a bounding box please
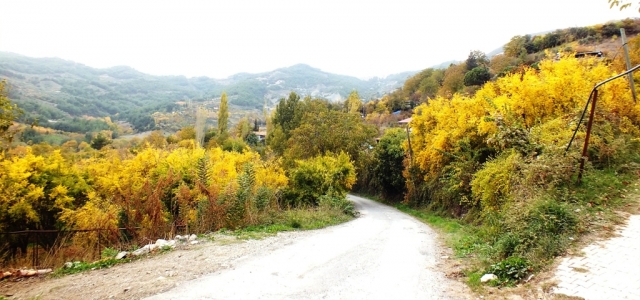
[578,89,598,184]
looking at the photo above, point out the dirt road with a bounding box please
[2,195,469,299]
[145,195,468,300]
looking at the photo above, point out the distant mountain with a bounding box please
[430,60,460,70]
[0,52,416,130]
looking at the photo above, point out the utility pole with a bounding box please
[621,28,637,102]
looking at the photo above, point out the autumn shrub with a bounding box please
[0,143,290,265]
[408,55,640,210]
[401,55,640,277]
[471,151,520,212]
[285,152,356,208]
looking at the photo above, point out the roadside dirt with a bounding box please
[1,232,320,300]
[1,196,472,300]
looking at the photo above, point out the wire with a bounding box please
[564,64,640,155]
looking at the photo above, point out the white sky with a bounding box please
[0,0,638,79]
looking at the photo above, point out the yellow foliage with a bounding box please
[471,152,520,211]
[410,55,640,181]
[0,148,85,231]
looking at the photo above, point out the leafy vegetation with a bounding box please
[3,18,640,290]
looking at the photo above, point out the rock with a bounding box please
[166,240,176,248]
[441,255,449,259]
[188,234,197,241]
[155,239,169,247]
[175,235,186,241]
[480,273,498,283]
[190,240,199,245]
[123,287,131,292]
[132,246,150,256]
[147,243,159,252]
[115,251,128,260]
[64,262,73,269]
[156,276,166,280]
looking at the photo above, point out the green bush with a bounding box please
[492,199,578,262]
[286,152,356,207]
[101,247,118,259]
[487,256,531,284]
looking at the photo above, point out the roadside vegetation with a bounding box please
[356,28,640,286]
[2,17,640,288]
[0,88,361,272]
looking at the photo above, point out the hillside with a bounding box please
[380,18,640,109]
[0,52,415,131]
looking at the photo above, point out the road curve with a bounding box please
[145,195,464,300]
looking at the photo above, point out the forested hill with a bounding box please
[0,51,415,130]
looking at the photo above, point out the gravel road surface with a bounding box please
[145,195,466,300]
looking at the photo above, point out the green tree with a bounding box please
[271,92,302,136]
[268,92,302,154]
[465,50,488,71]
[372,128,407,200]
[464,67,492,86]
[90,133,112,150]
[285,105,377,163]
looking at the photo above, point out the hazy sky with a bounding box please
[0,0,637,79]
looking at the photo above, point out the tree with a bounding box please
[490,54,518,76]
[268,92,302,154]
[372,128,407,200]
[195,107,207,148]
[504,35,529,58]
[271,92,302,136]
[233,117,251,140]
[218,92,229,137]
[143,130,167,148]
[285,106,378,163]
[464,67,492,86]
[438,63,467,97]
[466,50,488,71]
[0,80,23,149]
[344,91,362,114]
[90,132,112,150]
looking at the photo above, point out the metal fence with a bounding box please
[0,227,144,269]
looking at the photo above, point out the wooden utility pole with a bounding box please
[621,28,637,102]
